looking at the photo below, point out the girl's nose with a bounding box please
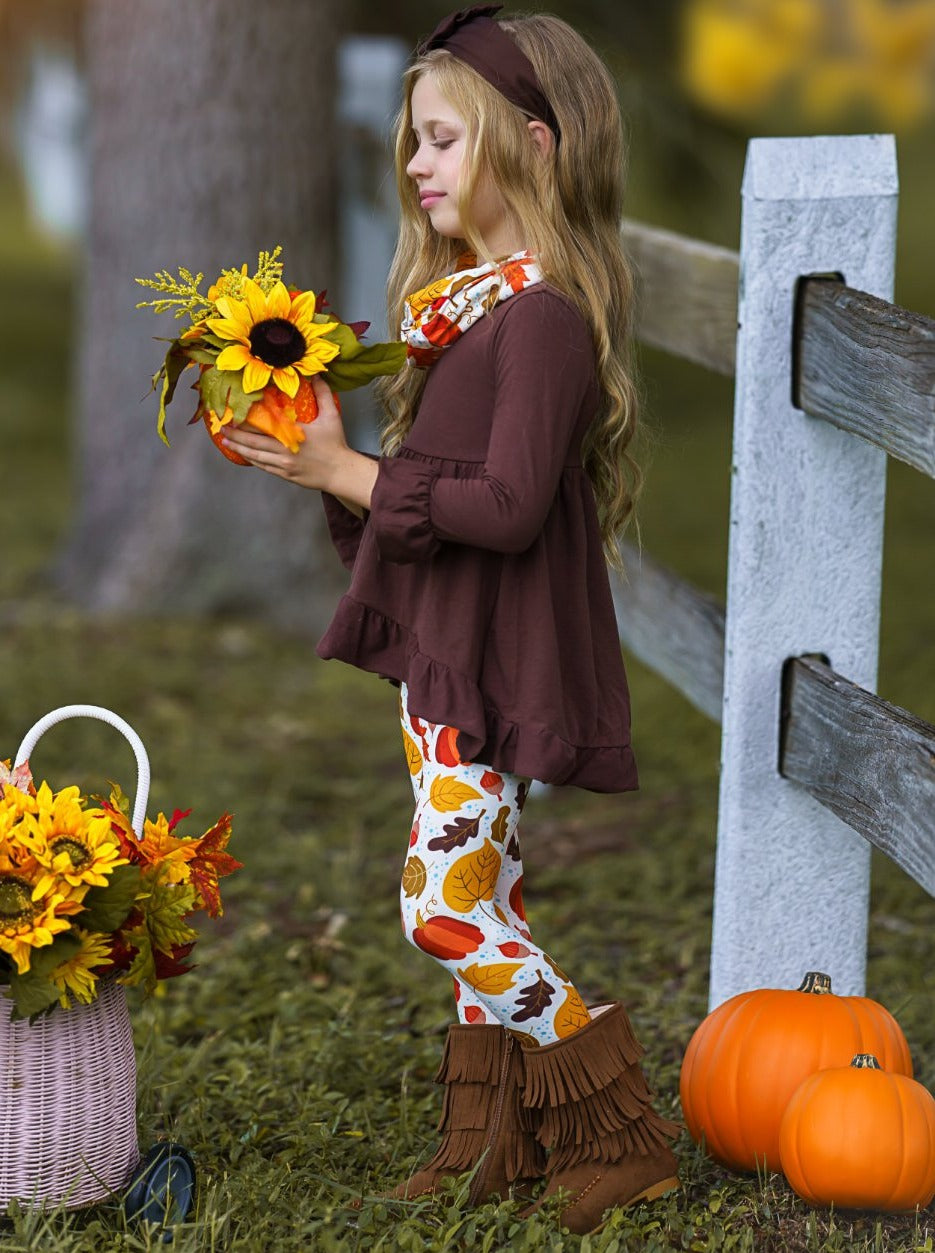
[406,144,430,180]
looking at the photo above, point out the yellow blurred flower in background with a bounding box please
[680,0,935,129]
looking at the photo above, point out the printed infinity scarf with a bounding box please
[401,250,542,368]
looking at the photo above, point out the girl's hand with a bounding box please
[222,374,378,511]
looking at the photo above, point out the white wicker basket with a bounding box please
[0,705,150,1209]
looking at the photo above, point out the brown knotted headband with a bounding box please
[417,4,560,141]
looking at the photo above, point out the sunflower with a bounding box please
[207,278,340,399]
[0,867,72,975]
[49,929,114,1008]
[24,782,128,898]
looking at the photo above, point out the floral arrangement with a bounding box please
[136,246,406,464]
[0,760,240,1020]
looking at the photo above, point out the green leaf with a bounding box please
[78,864,143,932]
[5,934,82,1021]
[154,341,196,446]
[118,924,155,992]
[198,365,264,428]
[144,879,198,954]
[323,341,408,392]
[320,320,366,358]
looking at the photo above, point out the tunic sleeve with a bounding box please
[368,293,594,563]
[320,492,368,571]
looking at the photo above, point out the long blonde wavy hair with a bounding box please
[376,12,642,569]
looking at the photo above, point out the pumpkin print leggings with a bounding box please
[398,683,591,1044]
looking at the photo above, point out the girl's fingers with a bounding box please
[310,372,341,421]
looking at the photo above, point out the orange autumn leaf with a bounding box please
[401,854,427,899]
[187,813,242,918]
[443,839,501,913]
[402,727,422,776]
[456,960,523,996]
[242,394,308,453]
[430,774,482,813]
[553,984,591,1038]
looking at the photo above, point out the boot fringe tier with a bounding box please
[521,1004,644,1107]
[434,1022,503,1086]
[520,1001,680,1231]
[392,1023,545,1201]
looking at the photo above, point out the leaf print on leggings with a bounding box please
[401,855,427,899]
[402,727,422,776]
[427,813,481,852]
[508,875,526,922]
[490,805,511,844]
[512,970,556,1022]
[430,774,482,813]
[553,984,591,1038]
[443,839,501,912]
[457,960,523,996]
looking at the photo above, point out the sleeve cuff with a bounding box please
[369,456,443,563]
[321,492,367,571]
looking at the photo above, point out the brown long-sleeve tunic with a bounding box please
[316,283,638,792]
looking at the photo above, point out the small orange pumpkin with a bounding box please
[679,972,912,1172]
[780,1054,935,1210]
[200,376,338,465]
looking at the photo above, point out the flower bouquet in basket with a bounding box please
[0,761,241,1021]
[136,245,407,464]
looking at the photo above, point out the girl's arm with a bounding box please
[368,293,594,563]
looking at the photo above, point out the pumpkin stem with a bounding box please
[797,972,832,995]
[851,1053,882,1069]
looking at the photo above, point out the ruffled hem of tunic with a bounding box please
[316,596,638,794]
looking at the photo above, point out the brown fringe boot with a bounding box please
[520,1002,680,1234]
[390,1023,545,1202]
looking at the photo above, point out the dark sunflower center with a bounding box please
[249,318,307,368]
[51,836,91,870]
[0,875,35,924]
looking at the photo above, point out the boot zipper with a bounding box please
[468,1033,514,1207]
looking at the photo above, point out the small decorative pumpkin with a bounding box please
[780,1055,935,1210]
[679,972,912,1172]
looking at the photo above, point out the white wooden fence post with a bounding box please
[709,135,898,1010]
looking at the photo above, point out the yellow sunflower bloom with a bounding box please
[0,869,72,974]
[24,782,128,898]
[206,278,340,399]
[49,928,114,1008]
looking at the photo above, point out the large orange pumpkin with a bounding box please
[780,1054,935,1210]
[679,972,912,1172]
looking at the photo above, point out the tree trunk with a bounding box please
[57,0,348,633]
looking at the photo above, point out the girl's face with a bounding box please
[406,72,525,257]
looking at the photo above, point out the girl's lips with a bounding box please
[420,193,444,208]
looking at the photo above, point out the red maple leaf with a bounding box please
[154,941,197,980]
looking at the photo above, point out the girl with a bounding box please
[224,4,679,1235]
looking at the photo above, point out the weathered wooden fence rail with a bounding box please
[614,134,935,1009]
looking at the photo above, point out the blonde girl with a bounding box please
[224,4,678,1234]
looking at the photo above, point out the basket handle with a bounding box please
[13,704,151,838]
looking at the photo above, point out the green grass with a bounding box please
[0,161,933,1250]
